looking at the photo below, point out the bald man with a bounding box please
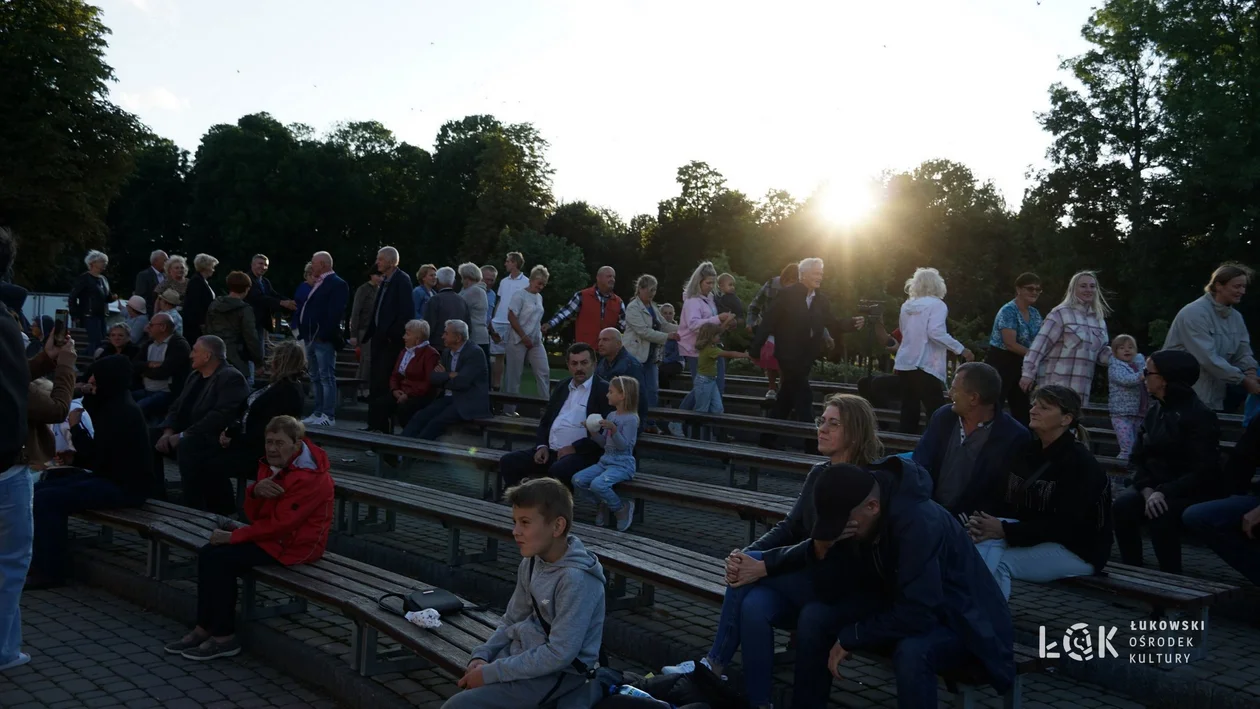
[541,266,625,346]
[365,247,415,432]
[298,251,350,426]
[596,327,648,423]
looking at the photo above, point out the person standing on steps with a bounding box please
[985,272,1042,426]
[542,266,625,347]
[893,267,974,435]
[298,252,349,428]
[490,252,528,392]
[364,247,414,434]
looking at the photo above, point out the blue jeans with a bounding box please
[572,457,636,512]
[1184,495,1260,585]
[132,389,173,421]
[31,471,143,581]
[692,375,723,414]
[642,362,660,426]
[0,466,34,666]
[307,340,338,417]
[975,533,1094,600]
[679,356,726,411]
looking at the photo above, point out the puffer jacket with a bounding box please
[203,295,263,375]
[230,439,335,565]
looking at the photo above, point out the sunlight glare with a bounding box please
[815,177,880,228]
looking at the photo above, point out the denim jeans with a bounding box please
[680,356,726,411]
[307,340,338,417]
[1183,495,1260,585]
[692,374,724,414]
[0,466,34,666]
[572,456,636,512]
[642,361,660,426]
[31,471,143,581]
[132,389,173,422]
[975,527,1094,600]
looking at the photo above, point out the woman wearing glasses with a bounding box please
[985,273,1043,426]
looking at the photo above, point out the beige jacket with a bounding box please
[624,298,677,364]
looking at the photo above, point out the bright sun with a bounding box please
[815,177,880,228]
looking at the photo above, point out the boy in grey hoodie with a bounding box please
[444,478,606,709]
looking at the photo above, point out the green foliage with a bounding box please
[495,227,586,317]
[1147,318,1170,349]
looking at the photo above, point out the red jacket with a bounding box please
[230,438,335,565]
[389,344,440,399]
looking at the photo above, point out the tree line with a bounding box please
[2,0,1256,356]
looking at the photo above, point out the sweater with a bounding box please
[1162,294,1258,410]
[596,411,639,463]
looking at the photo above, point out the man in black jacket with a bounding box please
[243,254,288,382]
[498,343,612,491]
[751,258,864,444]
[131,313,191,420]
[151,336,249,513]
[423,267,470,352]
[365,246,415,433]
[134,250,167,316]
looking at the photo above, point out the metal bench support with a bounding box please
[606,574,656,611]
[350,624,434,677]
[153,541,195,581]
[445,526,499,566]
[345,499,396,536]
[239,577,308,621]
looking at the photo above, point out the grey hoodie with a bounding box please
[474,535,606,685]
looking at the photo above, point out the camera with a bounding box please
[857,299,884,318]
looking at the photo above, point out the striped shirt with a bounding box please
[1021,304,1112,400]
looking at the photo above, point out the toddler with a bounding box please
[692,323,749,418]
[1108,334,1147,459]
[572,376,641,531]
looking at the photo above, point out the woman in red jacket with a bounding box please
[385,319,440,431]
[164,415,335,661]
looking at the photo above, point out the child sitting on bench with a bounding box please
[572,375,641,532]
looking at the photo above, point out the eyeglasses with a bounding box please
[814,417,842,431]
[1021,286,1043,293]
[1142,371,1163,379]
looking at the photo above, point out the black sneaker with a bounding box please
[181,637,241,661]
[164,633,207,655]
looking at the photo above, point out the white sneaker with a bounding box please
[765,389,777,400]
[301,414,324,425]
[324,416,336,426]
[595,504,609,527]
[662,660,695,675]
[616,501,635,532]
[308,415,334,427]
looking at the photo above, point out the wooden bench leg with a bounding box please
[747,466,760,490]
[605,574,656,611]
[445,527,498,566]
[153,541,194,581]
[725,460,735,487]
[481,469,499,501]
[350,623,434,677]
[239,576,307,621]
[633,499,645,524]
[346,499,396,535]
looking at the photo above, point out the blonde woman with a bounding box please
[1020,271,1113,400]
[184,253,219,343]
[161,255,190,300]
[624,274,679,431]
[894,267,973,433]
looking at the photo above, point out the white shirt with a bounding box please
[399,342,428,375]
[894,296,965,383]
[546,377,593,452]
[493,272,529,324]
[507,289,544,345]
[144,338,172,393]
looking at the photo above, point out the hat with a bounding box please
[158,289,181,306]
[1149,349,1201,389]
[125,295,147,313]
[810,463,877,541]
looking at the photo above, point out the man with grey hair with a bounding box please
[424,266,471,352]
[365,246,415,432]
[542,265,624,346]
[135,249,168,316]
[299,251,349,427]
[131,312,191,419]
[751,257,865,448]
[402,320,491,440]
[152,335,248,512]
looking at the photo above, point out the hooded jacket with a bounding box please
[74,355,154,499]
[230,438,335,565]
[204,295,263,375]
[1131,350,1222,500]
[766,455,1016,693]
[473,535,606,685]
[894,296,966,383]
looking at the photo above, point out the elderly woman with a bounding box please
[1019,271,1112,401]
[412,263,437,321]
[894,267,974,434]
[69,250,111,354]
[458,262,491,362]
[386,320,440,431]
[503,266,550,412]
[183,253,218,343]
[968,384,1112,599]
[161,255,190,300]
[624,274,679,432]
[1163,263,1258,411]
[1113,350,1223,573]
[95,323,138,361]
[124,295,150,345]
[678,262,734,410]
[164,416,334,661]
[985,273,1043,426]
[349,270,382,399]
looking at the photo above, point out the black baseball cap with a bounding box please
[811,463,877,541]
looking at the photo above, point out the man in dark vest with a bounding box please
[541,266,624,346]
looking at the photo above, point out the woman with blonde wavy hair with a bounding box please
[1019,270,1113,401]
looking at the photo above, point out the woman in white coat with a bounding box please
[894,267,973,433]
[624,274,679,433]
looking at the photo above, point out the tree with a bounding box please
[105,136,191,281]
[0,0,143,287]
[495,227,586,317]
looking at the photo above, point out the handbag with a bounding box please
[377,587,467,616]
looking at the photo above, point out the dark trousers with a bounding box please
[84,316,105,357]
[195,541,277,636]
[498,447,601,493]
[987,347,1029,426]
[762,364,817,452]
[367,336,402,433]
[373,393,434,433]
[132,388,173,422]
[659,360,684,390]
[897,368,946,434]
[31,471,142,580]
[1183,495,1260,585]
[1113,486,1195,573]
[400,397,464,440]
[150,429,235,514]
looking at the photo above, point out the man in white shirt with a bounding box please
[489,251,528,390]
[497,343,613,491]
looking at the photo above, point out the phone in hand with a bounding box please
[53,308,69,346]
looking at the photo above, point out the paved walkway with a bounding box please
[0,586,340,709]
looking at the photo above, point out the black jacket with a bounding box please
[245,273,284,332]
[751,283,856,373]
[913,406,1031,517]
[160,363,250,441]
[535,376,612,457]
[72,355,153,499]
[134,267,162,316]
[424,288,471,351]
[0,306,26,469]
[225,377,304,459]
[182,273,215,343]
[133,334,192,397]
[995,432,1113,571]
[365,268,414,347]
[767,455,1016,693]
[1227,414,1260,496]
[746,461,827,573]
[68,272,110,319]
[1131,392,1222,501]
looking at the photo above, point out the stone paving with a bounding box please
[0,585,340,709]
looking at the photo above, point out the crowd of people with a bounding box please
[2,223,1259,709]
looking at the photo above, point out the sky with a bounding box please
[97,0,1102,220]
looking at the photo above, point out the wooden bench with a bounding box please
[74,500,500,678]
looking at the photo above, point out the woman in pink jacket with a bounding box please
[677,261,734,411]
